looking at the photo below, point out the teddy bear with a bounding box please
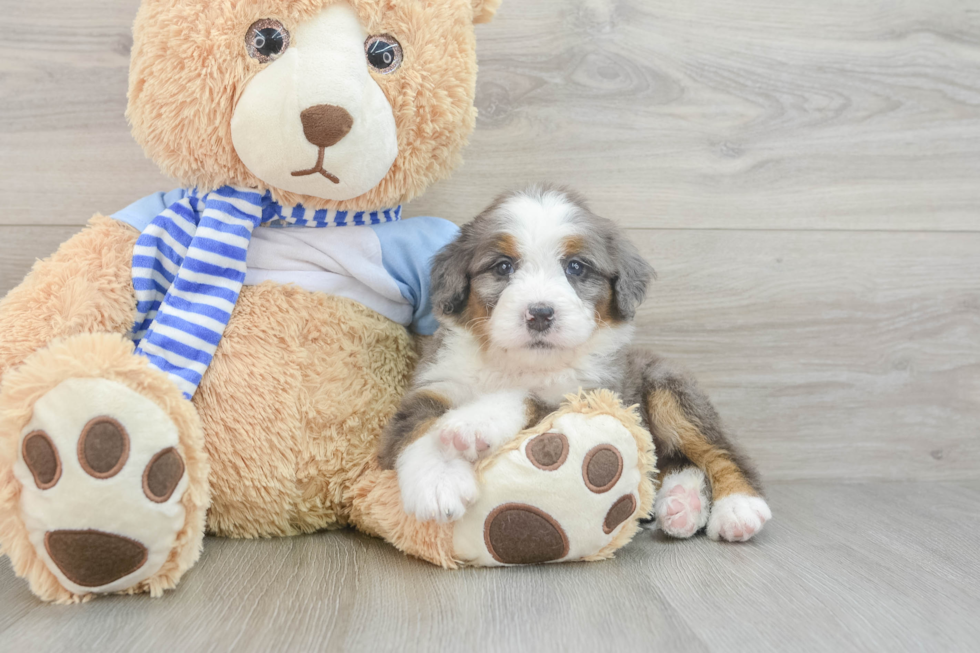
[0,0,654,604]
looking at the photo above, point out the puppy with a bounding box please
[379,186,771,542]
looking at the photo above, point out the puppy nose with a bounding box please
[525,304,555,332]
[299,104,353,148]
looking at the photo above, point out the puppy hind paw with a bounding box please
[706,494,772,542]
[654,467,710,539]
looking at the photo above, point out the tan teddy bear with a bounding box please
[0,0,654,604]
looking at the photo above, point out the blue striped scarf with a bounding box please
[131,185,401,399]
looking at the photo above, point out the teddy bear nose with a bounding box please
[299,104,354,148]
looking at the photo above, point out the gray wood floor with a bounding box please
[2,482,978,653]
[2,0,979,650]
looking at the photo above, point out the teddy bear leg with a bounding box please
[348,463,458,568]
[449,390,657,566]
[350,390,656,568]
[0,333,209,603]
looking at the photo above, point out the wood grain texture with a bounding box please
[1,482,978,652]
[3,226,977,482]
[1,1,979,228]
[415,0,980,230]
[630,229,980,482]
[2,0,979,646]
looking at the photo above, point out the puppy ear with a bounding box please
[611,234,654,321]
[431,225,475,318]
[472,0,502,24]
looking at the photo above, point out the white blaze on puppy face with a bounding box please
[488,192,599,351]
[231,3,398,201]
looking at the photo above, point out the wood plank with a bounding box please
[0,0,175,225]
[2,226,977,482]
[642,480,980,652]
[628,228,980,482]
[2,482,978,651]
[3,1,979,230]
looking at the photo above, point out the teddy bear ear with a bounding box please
[472,0,502,24]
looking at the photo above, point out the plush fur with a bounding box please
[0,0,498,602]
[474,389,657,563]
[128,0,497,210]
[0,0,671,602]
[350,388,656,568]
[198,282,417,537]
[0,333,209,603]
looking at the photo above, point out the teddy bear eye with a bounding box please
[246,19,290,63]
[364,34,403,74]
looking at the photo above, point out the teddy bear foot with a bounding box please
[451,391,656,566]
[0,334,209,602]
[18,378,191,597]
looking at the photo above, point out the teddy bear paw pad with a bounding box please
[14,378,188,594]
[454,412,644,566]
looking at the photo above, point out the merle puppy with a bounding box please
[379,186,771,542]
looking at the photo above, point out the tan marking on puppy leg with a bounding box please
[415,389,451,410]
[378,390,451,469]
[406,417,439,446]
[400,389,451,448]
[647,390,757,500]
[523,396,552,429]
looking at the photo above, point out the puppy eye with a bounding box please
[365,34,403,74]
[246,19,290,63]
[565,260,586,277]
[494,260,515,277]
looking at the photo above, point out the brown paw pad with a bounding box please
[44,529,148,588]
[22,431,62,490]
[143,447,185,503]
[603,494,637,534]
[484,503,569,565]
[526,432,569,471]
[78,417,130,479]
[582,444,623,493]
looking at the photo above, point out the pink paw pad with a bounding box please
[707,494,772,543]
[657,484,705,538]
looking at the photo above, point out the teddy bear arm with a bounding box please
[0,215,139,379]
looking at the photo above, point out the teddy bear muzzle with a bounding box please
[231,2,399,201]
[290,104,356,184]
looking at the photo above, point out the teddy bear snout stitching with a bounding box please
[290,104,354,184]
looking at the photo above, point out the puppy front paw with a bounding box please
[397,436,478,522]
[706,494,771,542]
[434,402,524,462]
